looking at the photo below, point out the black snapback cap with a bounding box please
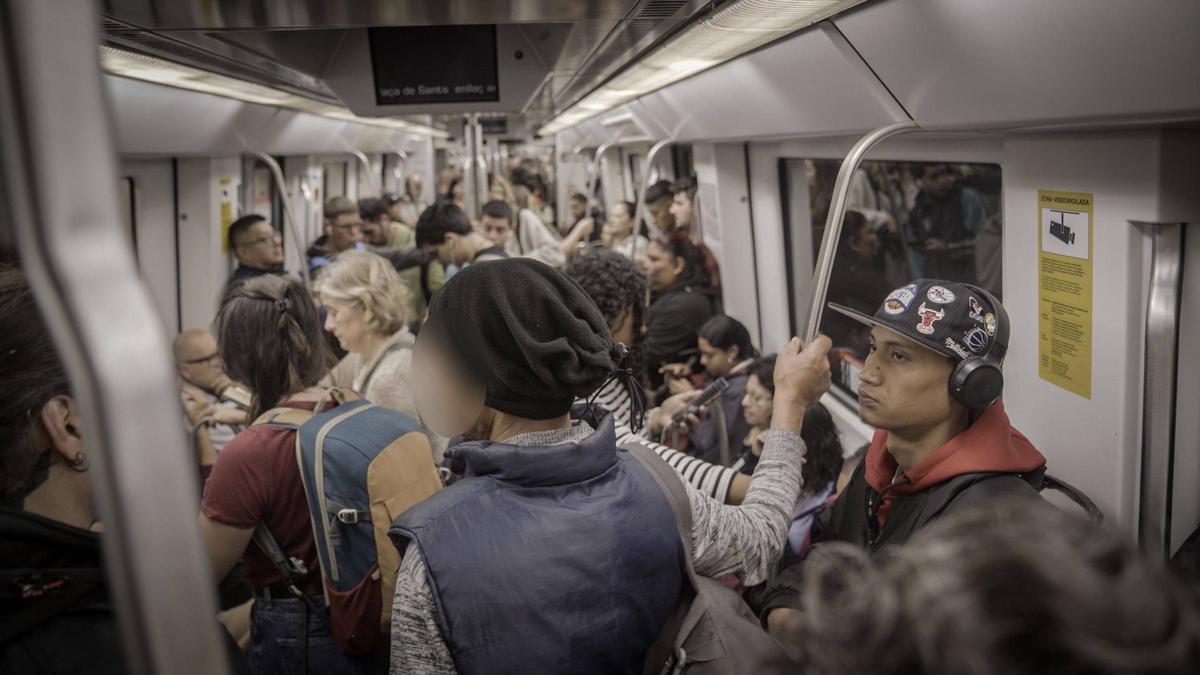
[827,279,1006,363]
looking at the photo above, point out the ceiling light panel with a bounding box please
[100,46,447,138]
[539,0,867,135]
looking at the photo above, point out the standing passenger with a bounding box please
[642,237,718,395]
[389,173,427,228]
[200,275,388,673]
[226,214,286,295]
[388,258,833,674]
[415,202,508,271]
[643,180,675,236]
[668,177,722,297]
[308,196,364,275]
[360,197,413,249]
[601,200,650,262]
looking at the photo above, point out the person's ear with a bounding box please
[672,255,685,277]
[38,395,83,460]
[323,219,333,235]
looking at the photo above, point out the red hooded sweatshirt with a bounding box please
[864,401,1046,526]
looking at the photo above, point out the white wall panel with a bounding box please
[121,158,177,335]
[837,0,1200,131]
[176,157,240,330]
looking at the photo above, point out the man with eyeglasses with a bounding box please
[226,214,286,295]
[307,195,365,275]
[174,330,249,455]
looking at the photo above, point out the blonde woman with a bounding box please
[316,249,419,420]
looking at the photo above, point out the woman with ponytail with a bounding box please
[200,275,386,673]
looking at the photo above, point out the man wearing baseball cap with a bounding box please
[762,279,1047,634]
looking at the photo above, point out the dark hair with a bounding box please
[217,275,332,418]
[227,214,267,252]
[0,266,71,505]
[671,176,698,200]
[787,502,1200,674]
[799,403,843,495]
[698,315,757,362]
[565,248,648,385]
[358,197,388,223]
[644,180,674,205]
[749,354,776,395]
[651,236,701,282]
[445,176,463,201]
[415,201,473,247]
[570,193,587,203]
[838,210,870,249]
[481,199,513,222]
[614,200,636,219]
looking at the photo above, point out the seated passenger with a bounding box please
[308,196,364,274]
[389,258,832,674]
[769,501,1200,673]
[565,248,749,504]
[200,275,391,673]
[360,196,413,249]
[643,236,719,396]
[736,356,844,565]
[0,266,249,674]
[659,315,757,465]
[601,199,650,262]
[668,177,722,297]
[761,279,1045,624]
[415,201,507,272]
[174,329,250,455]
[225,214,285,295]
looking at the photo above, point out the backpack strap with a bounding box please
[623,441,722,673]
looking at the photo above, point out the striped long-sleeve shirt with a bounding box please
[388,408,807,674]
[588,378,738,503]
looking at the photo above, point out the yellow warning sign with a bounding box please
[219,176,235,253]
[1037,190,1093,398]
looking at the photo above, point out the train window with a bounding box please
[671,144,693,179]
[781,158,1003,401]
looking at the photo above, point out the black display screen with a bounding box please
[368,25,500,105]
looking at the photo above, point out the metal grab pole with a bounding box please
[804,121,919,341]
[0,2,230,673]
[1134,221,1185,560]
[350,150,380,197]
[249,152,312,289]
[585,142,615,219]
[631,139,673,260]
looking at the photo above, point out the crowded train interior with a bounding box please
[2,0,1200,673]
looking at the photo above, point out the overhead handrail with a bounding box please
[0,1,230,673]
[584,134,650,230]
[350,149,379,197]
[631,138,674,260]
[1134,220,1186,560]
[804,121,920,341]
[248,151,312,289]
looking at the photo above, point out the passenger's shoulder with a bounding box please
[945,472,1044,512]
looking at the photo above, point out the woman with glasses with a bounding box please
[740,355,845,565]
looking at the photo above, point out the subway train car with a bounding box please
[1,0,1198,673]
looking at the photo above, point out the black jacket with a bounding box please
[0,508,127,674]
[644,278,718,389]
[0,508,249,675]
[759,463,1045,616]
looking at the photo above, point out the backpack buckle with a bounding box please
[336,509,368,525]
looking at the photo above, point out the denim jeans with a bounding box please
[249,595,387,675]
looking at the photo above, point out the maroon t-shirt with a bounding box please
[201,400,328,590]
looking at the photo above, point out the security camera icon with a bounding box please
[1049,210,1076,245]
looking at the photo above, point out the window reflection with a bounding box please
[790,159,1003,399]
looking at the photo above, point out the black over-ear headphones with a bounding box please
[949,285,1010,410]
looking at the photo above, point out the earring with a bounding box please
[69,452,90,472]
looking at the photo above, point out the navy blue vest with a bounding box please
[389,415,684,675]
